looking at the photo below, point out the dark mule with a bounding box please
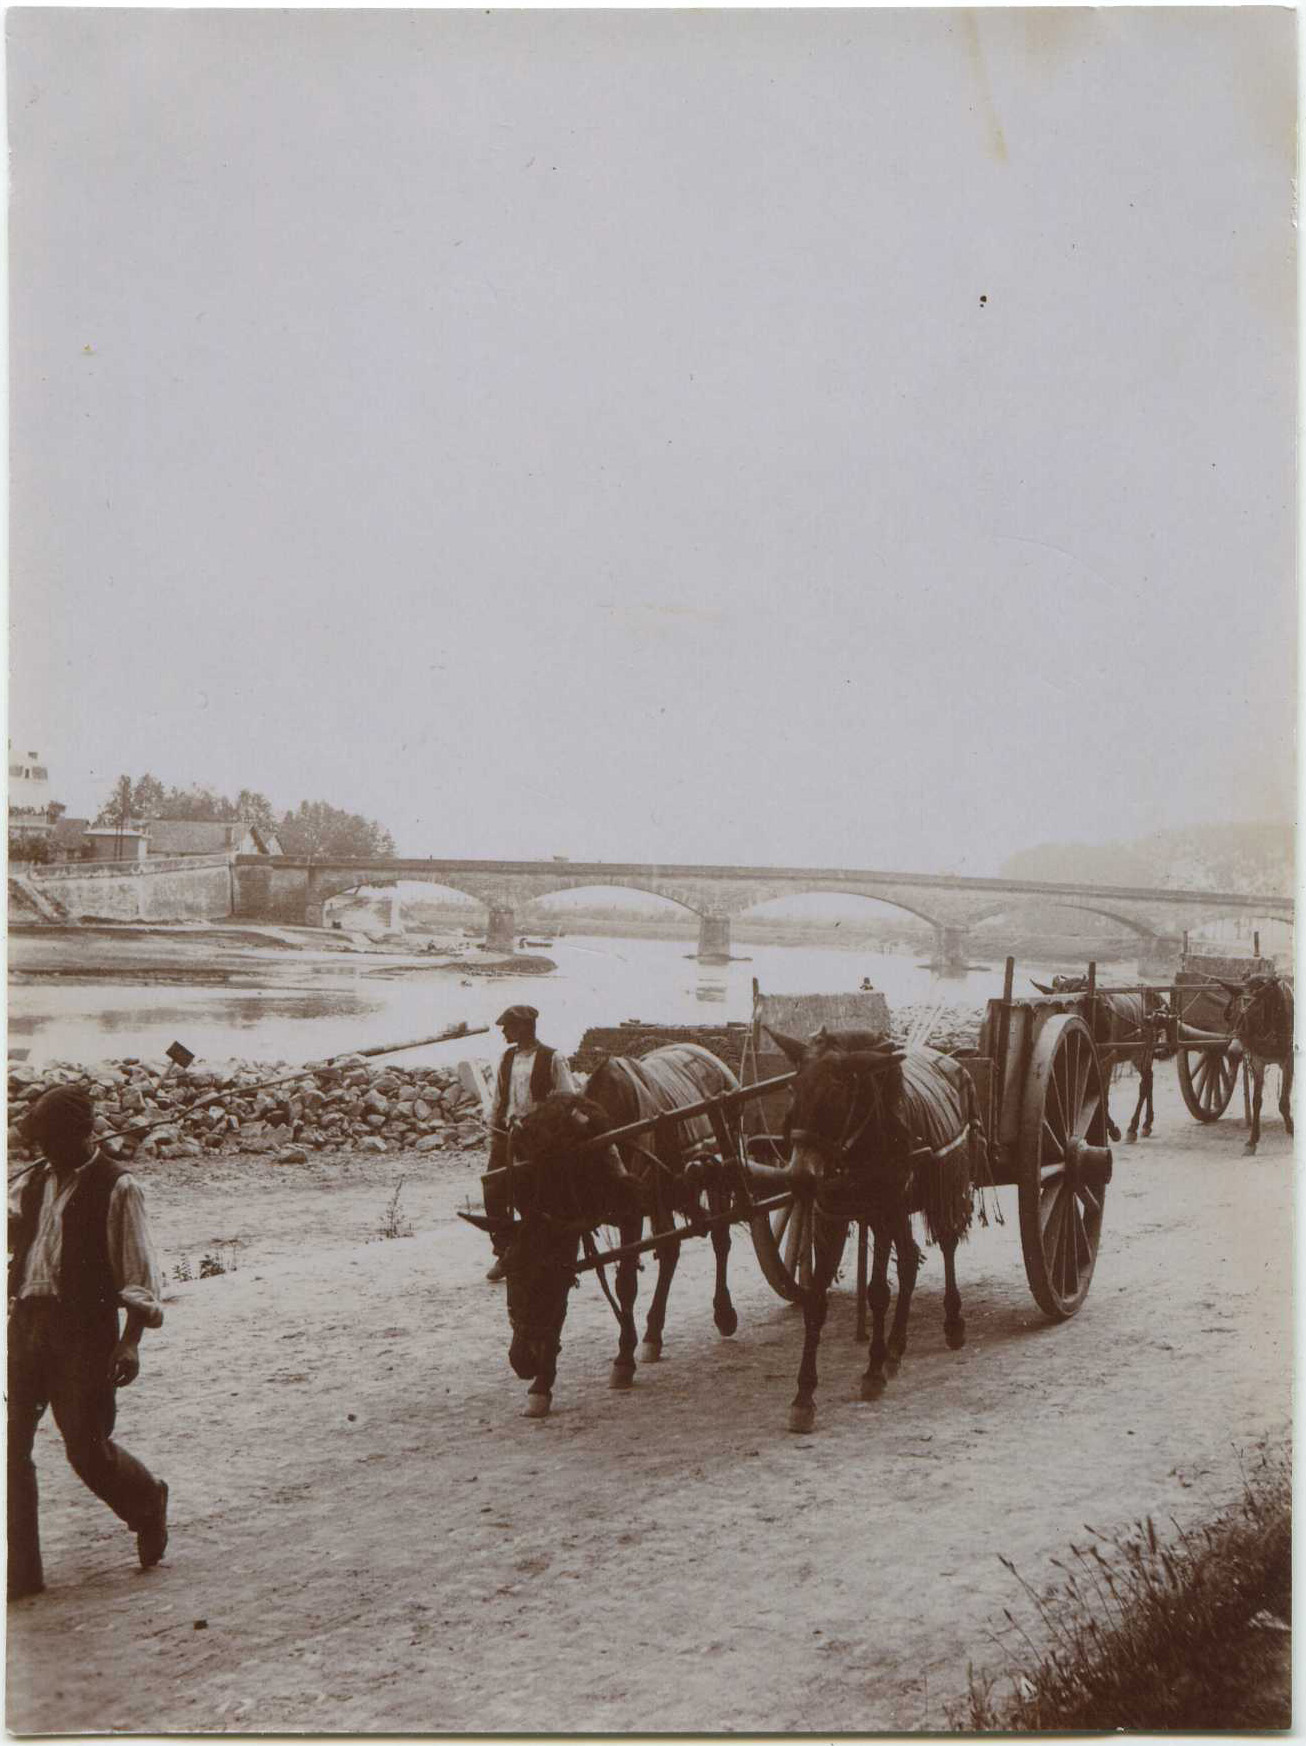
[1219,974,1294,1155]
[766,1027,984,1434]
[1032,976,1171,1143]
[468,1043,741,1418]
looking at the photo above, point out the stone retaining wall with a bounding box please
[21,855,234,922]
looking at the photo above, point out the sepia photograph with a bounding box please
[6,4,1296,1734]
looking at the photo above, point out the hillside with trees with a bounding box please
[1001,823,1293,897]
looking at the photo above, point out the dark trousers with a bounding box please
[8,1300,160,1595]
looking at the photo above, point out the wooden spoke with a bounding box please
[1178,1045,1237,1122]
[782,1199,807,1278]
[750,1189,850,1304]
[1019,1013,1109,1320]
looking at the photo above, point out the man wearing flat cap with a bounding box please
[485,1006,576,1281]
[8,1084,169,1600]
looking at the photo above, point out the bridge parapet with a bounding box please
[232,856,1293,945]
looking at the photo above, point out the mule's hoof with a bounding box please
[609,1365,635,1391]
[787,1403,816,1434]
[945,1322,967,1351]
[1107,1125,1121,1143]
[640,1341,663,1363]
[884,1352,901,1377]
[715,1307,739,1338]
[1125,1131,1137,1145]
[860,1374,886,1402]
[524,1394,551,1419]
[1244,1143,1258,1156]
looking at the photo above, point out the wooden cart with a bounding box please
[1171,950,1273,1123]
[739,961,1115,1323]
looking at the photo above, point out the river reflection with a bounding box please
[8,934,1135,1069]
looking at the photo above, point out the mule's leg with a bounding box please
[1104,1070,1121,1144]
[609,1217,643,1390]
[884,1217,921,1376]
[1245,1060,1264,1155]
[709,1218,738,1337]
[1125,1069,1145,1143]
[1141,1048,1155,1138]
[641,1210,680,1361]
[941,1234,966,1349]
[525,1336,560,1419]
[788,1287,829,1434]
[859,1225,894,1401]
[1281,1051,1294,1138]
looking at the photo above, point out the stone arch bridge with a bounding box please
[232,857,1293,970]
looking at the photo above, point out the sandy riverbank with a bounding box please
[8,922,551,985]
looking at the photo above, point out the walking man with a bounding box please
[8,1085,169,1600]
[485,1005,576,1281]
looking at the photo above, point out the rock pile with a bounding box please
[889,1004,986,1056]
[7,1057,490,1162]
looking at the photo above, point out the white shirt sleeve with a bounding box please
[106,1175,165,1328]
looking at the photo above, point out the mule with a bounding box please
[1031,976,1171,1142]
[1219,974,1294,1155]
[467,1043,742,1418]
[765,1027,984,1434]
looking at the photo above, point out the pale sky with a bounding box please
[10,7,1296,871]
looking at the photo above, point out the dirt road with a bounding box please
[7,1067,1291,1733]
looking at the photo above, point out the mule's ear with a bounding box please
[1031,981,1055,996]
[764,1027,808,1066]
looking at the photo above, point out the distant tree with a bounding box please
[8,831,52,864]
[92,775,394,857]
[278,801,396,861]
[234,789,278,835]
[157,785,238,821]
[93,773,136,829]
[130,774,169,818]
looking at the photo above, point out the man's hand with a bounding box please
[109,1339,141,1388]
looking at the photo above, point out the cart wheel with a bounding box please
[1176,1046,1238,1122]
[750,1195,849,1301]
[1018,1013,1112,1321]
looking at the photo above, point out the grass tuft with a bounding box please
[953,1439,1290,1732]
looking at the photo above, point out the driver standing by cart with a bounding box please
[484,1006,577,1282]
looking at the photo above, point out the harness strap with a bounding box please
[581,1229,624,1323]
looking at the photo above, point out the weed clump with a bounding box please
[956,1441,1290,1732]
[372,1176,414,1241]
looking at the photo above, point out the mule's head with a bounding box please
[511,1094,641,1226]
[1222,974,1289,1054]
[1031,975,1087,995]
[766,1027,909,1186]
[468,1095,640,1383]
[462,1209,581,1379]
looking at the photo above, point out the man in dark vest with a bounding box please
[8,1085,169,1601]
[484,1005,576,1282]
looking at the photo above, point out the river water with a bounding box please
[8,935,1140,1070]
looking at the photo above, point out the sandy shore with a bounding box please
[8,921,547,986]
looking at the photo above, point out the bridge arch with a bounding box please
[733,887,944,930]
[968,898,1163,942]
[321,876,483,936]
[525,878,703,919]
